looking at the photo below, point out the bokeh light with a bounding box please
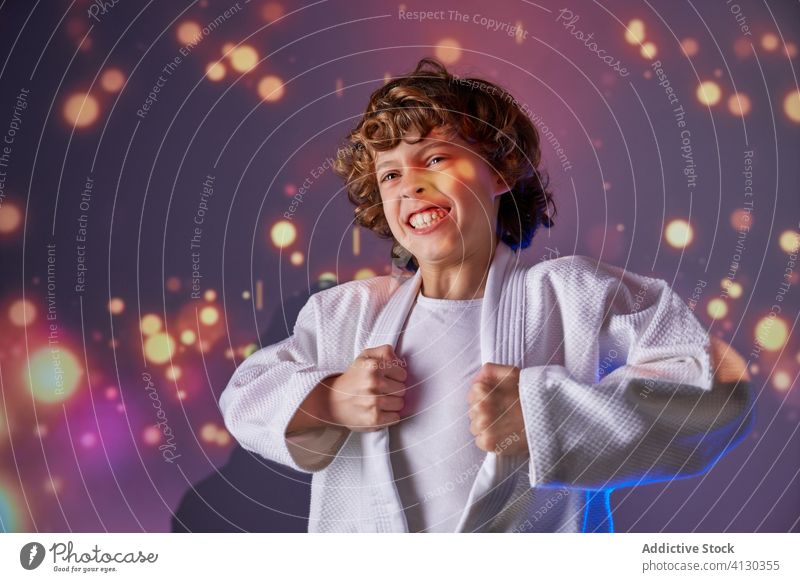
[63,92,100,128]
[270,220,296,248]
[721,279,743,299]
[707,298,728,320]
[144,332,176,364]
[434,38,461,64]
[290,251,304,266]
[664,219,694,248]
[730,208,753,230]
[8,299,36,327]
[779,230,800,253]
[257,75,285,102]
[681,38,699,57]
[229,45,258,73]
[354,268,377,280]
[205,61,226,81]
[0,201,22,233]
[180,329,197,345]
[754,316,789,352]
[772,370,792,391]
[261,2,285,22]
[108,297,125,315]
[176,21,201,45]
[784,90,800,123]
[26,347,82,403]
[199,305,219,326]
[140,314,162,336]
[624,19,645,45]
[728,92,751,116]
[100,68,125,92]
[761,33,779,52]
[696,81,722,106]
[641,42,657,59]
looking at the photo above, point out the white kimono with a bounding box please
[219,243,753,532]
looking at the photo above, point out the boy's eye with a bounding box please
[379,157,446,183]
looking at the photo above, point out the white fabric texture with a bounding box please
[388,292,487,533]
[219,243,754,532]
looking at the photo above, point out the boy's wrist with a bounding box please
[287,374,340,435]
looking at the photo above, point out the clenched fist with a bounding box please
[326,344,408,432]
[467,363,529,456]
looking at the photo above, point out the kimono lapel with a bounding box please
[360,243,526,533]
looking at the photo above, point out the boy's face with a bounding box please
[375,126,507,267]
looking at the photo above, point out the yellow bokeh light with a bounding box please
[100,68,125,92]
[435,38,461,64]
[216,430,231,446]
[707,298,728,319]
[63,93,100,128]
[354,268,376,280]
[664,219,694,248]
[108,297,124,315]
[9,299,36,327]
[779,230,800,253]
[204,289,217,302]
[144,332,176,364]
[319,272,337,286]
[721,279,743,299]
[176,21,201,45]
[772,370,792,391]
[27,347,82,403]
[290,251,304,266]
[754,316,788,352]
[0,201,22,233]
[230,45,258,73]
[784,90,800,123]
[641,42,657,59]
[270,220,296,248]
[624,19,645,45]
[257,75,285,102]
[681,38,699,57]
[200,422,218,443]
[727,93,751,116]
[199,305,219,326]
[761,33,779,52]
[180,329,196,345]
[205,61,225,81]
[696,81,722,106]
[165,365,181,381]
[140,314,162,336]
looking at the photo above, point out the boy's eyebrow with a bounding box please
[375,141,453,172]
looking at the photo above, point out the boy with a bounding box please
[219,58,753,532]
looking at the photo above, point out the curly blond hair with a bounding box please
[332,57,556,271]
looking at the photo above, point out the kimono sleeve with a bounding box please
[518,264,754,490]
[218,292,350,473]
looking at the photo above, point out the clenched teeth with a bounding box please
[409,208,448,229]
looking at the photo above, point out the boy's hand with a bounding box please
[467,363,529,456]
[327,344,408,432]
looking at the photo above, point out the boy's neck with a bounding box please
[417,243,496,300]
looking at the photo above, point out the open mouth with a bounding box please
[407,206,451,229]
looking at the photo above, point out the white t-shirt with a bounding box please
[388,291,487,533]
